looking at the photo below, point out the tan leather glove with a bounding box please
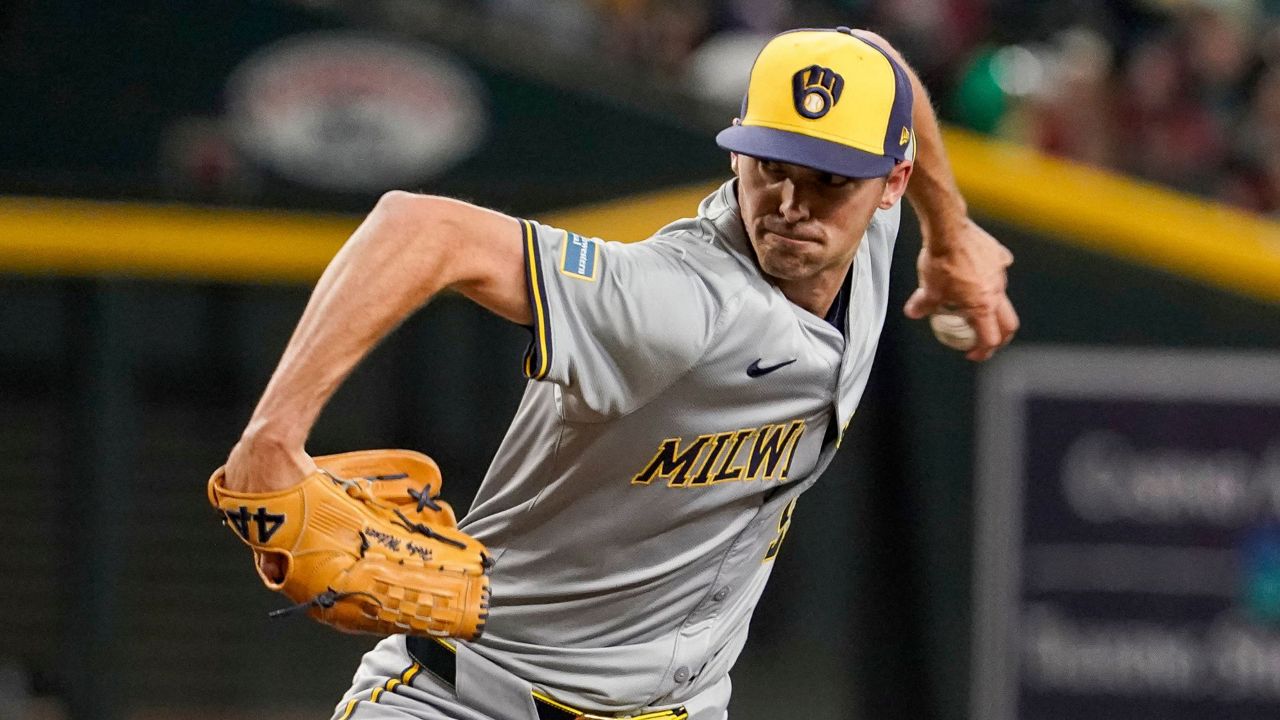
[208,449,491,639]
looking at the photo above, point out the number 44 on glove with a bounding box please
[207,449,492,640]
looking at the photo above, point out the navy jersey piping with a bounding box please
[520,219,554,380]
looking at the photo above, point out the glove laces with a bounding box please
[267,587,383,619]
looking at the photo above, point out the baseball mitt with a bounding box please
[207,449,491,640]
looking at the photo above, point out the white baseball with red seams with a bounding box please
[929,313,977,351]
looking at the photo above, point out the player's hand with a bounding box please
[223,432,316,495]
[904,218,1018,362]
[221,434,315,582]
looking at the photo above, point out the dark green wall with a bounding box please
[3,210,1276,720]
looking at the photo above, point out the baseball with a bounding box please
[929,313,977,351]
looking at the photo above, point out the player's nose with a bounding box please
[777,178,809,223]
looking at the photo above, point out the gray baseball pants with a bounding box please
[329,635,729,720]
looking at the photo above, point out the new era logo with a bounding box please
[792,65,844,119]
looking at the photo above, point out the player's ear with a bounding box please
[879,160,912,209]
[730,152,740,176]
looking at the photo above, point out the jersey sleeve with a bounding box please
[518,218,719,419]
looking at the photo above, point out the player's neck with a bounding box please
[771,258,854,318]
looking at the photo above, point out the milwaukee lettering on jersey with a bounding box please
[630,420,806,487]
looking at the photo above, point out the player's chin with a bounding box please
[752,252,814,283]
[756,245,817,281]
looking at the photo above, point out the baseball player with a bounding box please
[219,27,1017,720]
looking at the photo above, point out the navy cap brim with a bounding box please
[716,124,897,179]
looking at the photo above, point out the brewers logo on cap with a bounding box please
[792,65,844,119]
[717,27,914,178]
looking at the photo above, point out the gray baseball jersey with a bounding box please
[437,178,901,715]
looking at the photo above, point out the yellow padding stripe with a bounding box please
[0,184,719,284]
[941,127,1280,303]
[0,196,359,284]
[336,662,420,719]
[4,128,1277,302]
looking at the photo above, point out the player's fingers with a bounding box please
[257,552,286,584]
[966,344,998,362]
[903,287,939,319]
[224,438,315,494]
[965,308,1002,362]
[996,296,1020,346]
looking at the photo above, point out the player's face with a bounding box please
[733,153,911,313]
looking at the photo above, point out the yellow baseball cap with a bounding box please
[716,27,914,178]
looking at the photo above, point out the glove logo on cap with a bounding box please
[791,65,844,119]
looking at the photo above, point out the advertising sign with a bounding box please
[227,32,488,192]
[973,348,1280,719]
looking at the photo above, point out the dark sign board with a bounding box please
[972,348,1280,720]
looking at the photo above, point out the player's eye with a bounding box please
[820,172,849,187]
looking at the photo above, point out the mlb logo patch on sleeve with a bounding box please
[559,232,599,281]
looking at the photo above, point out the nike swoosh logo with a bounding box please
[747,358,797,378]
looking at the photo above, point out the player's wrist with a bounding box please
[238,418,309,455]
[918,213,975,255]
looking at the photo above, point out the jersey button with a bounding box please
[712,586,730,602]
[673,666,691,683]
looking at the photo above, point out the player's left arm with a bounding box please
[854,30,1019,361]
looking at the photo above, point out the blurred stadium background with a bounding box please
[2,1,1279,719]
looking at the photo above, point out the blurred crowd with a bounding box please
[480,0,1280,215]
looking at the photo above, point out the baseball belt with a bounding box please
[405,636,689,720]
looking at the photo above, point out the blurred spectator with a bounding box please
[1116,34,1225,194]
[596,0,713,75]
[487,0,602,51]
[865,0,989,87]
[467,0,1280,212]
[1227,64,1280,210]
[1029,28,1119,171]
[715,0,795,35]
[970,1,1279,213]
[685,31,772,107]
